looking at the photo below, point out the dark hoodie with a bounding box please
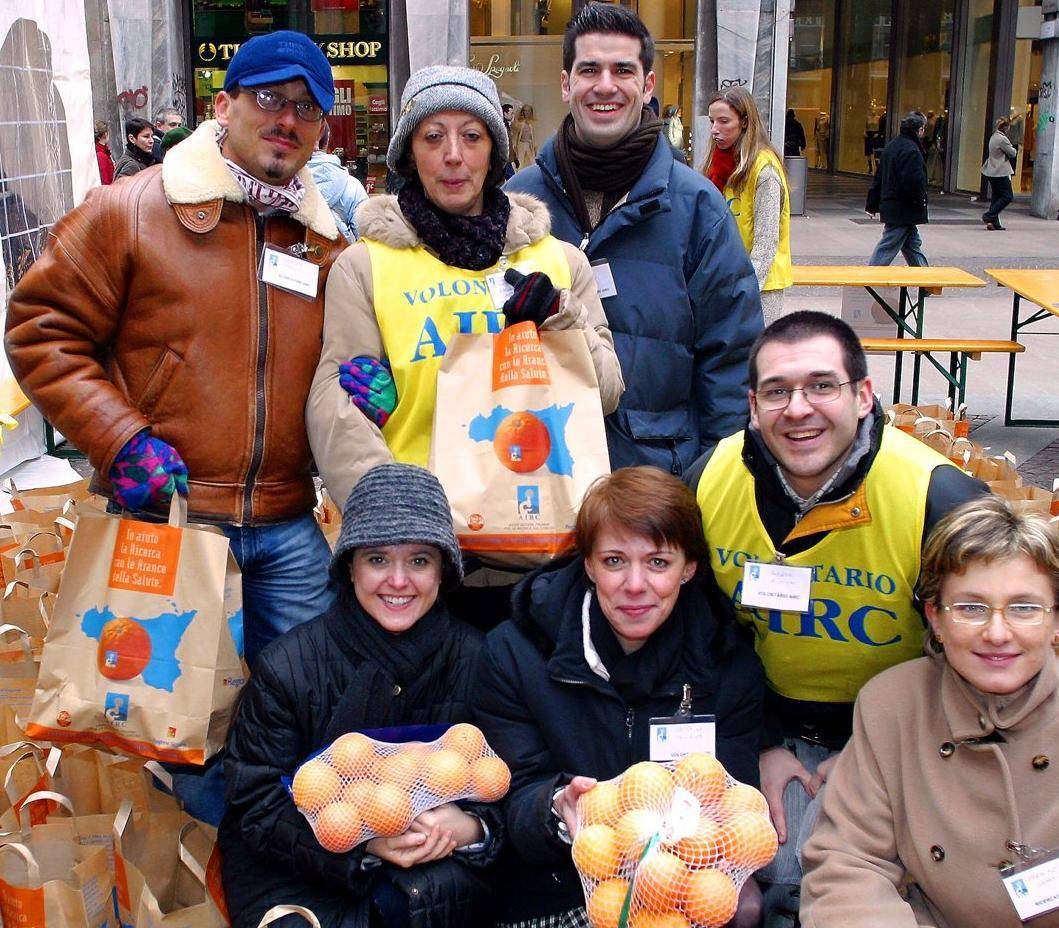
[474,557,764,923]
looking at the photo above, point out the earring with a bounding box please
[680,578,688,585]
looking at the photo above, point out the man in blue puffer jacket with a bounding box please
[507,3,762,474]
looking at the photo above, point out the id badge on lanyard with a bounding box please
[259,244,320,300]
[649,684,717,762]
[1000,841,1059,922]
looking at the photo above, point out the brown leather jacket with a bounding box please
[5,121,346,524]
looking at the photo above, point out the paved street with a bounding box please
[792,172,1059,488]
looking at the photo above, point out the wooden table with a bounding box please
[791,266,987,402]
[985,268,1059,428]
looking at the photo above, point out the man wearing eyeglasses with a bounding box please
[685,310,987,927]
[6,31,346,676]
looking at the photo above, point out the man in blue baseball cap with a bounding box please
[7,29,347,780]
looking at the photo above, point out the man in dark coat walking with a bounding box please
[865,111,929,266]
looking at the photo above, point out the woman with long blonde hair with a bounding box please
[702,87,792,323]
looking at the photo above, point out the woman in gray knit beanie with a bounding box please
[307,67,625,574]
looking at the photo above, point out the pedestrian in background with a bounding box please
[308,120,368,242]
[865,110,929,267]
[94,121,114,185]
[151,106,183,162]
[981,116,1018,231]
[783,108,805,158]
[704,87,792,324]
[112,116,156,180]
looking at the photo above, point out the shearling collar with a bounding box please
[356,191,552,254]
[161,120,339,240]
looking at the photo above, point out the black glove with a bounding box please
[502,269,560,328]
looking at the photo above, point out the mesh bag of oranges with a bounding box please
[572,755,778,928]
[288,723,511,853]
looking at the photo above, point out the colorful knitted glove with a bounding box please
[339,356,397,428]
[502,269,560,328]
[108,430,188,510]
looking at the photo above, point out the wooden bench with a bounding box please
[861,338,1024,406]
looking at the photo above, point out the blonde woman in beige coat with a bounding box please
[801,496,1059,928]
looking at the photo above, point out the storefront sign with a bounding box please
[469,53,521,80]
[195,35,386,68]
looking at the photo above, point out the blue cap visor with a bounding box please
[225,64,334,112]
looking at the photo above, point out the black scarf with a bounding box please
[323,594,451,739]
[554,105,663,232]
[397,177,511,270]
[124,142,156,167]
[588,592,687,705]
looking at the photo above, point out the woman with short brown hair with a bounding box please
[475,466,766,926]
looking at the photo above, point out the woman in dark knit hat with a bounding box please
[218,463,502,928]
[307,65,625,547]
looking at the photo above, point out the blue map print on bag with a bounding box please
[468,404,575,476]
[81,605,196,691]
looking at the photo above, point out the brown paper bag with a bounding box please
[113,801,228,928]
[26,498,246,765]
[430,323,611,567]
[95,756,182,816]
[0,627,40,729]
[0,581,54,657]
[0,532,66,589]
[313,487,342,551]
[2,745,60,823]
[0,832,115,928]
[7,478,92,512]
[258,906,320,927]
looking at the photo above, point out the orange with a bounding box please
[340,778,375,809]
[720,811,778,870]
[579,780,624,828]
[469,755,511,801]
[292,760,341,813]
[422,749,470,798]
[715,784,769,820]
[571,823,623,881]
[620,762,674,812]
[493,411,551,474]
[587,877,632,928]
[670,817,724,869]
[682,869,738,927]
[329,733,375,778]
[441,723,486,760]
[629,912,689,928]
[672,753,727,808]
[616,808,664,860]
[632,850,688,912]
[97,617,152,680]
[375,751,421,788]
[361,782,413,837]
[314,801,363,853]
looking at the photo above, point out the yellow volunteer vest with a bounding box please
[364,236,571,466]
[725,150,793,292]
[697,426,950,703]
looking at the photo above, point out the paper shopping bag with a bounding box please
[26,498,246,765]
[430,322,611,567]
[1,581,55,656]
[0,627,41,730]
[0,834,115,928]
[113,801,228,928]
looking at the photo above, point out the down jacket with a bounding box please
[474,557,764,923]
[5,120,345,524]
[307,191,624,510]
[218,601,502,928]
[507,134,763,474]
[801,652,1059,928]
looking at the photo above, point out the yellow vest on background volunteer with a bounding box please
[697,426,952,703]
[364,237,571,466]
[724,149,793,292]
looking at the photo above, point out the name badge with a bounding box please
[741,560,812,613]
[591,259,618,299]
[259,245,319,299]
[1001,849,1059,921]
[485,264,531,311]
[649,714,716,762]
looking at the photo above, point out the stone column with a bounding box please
[1030,0,1059,219]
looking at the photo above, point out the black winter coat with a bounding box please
[866,128,928,226]
[218,602,502,928]
[474,558,764,923]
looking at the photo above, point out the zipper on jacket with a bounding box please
[243,212,270,524]
[625,708,635,744]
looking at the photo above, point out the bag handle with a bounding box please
[178,820,207,885]
[0,841,41,885]
[17,790,75,838]
[0,625,32,660]
[257,906,322,928]
[2,580,29,601]
[143,760,175,793]
[168,494,188,529]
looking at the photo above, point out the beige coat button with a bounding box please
[1033,754,1050,770]
[939,742,955,757]
[930,845,945,861]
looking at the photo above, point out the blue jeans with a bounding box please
[869,223,929,267]
[220,510,335,667]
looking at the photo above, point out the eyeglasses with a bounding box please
[939,602,1054,627]
[753,380,857,411]
[247,88,324,123]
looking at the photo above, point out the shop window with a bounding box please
[834,0,890,175]
[787,0,836,170]
[192,0,389,190]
